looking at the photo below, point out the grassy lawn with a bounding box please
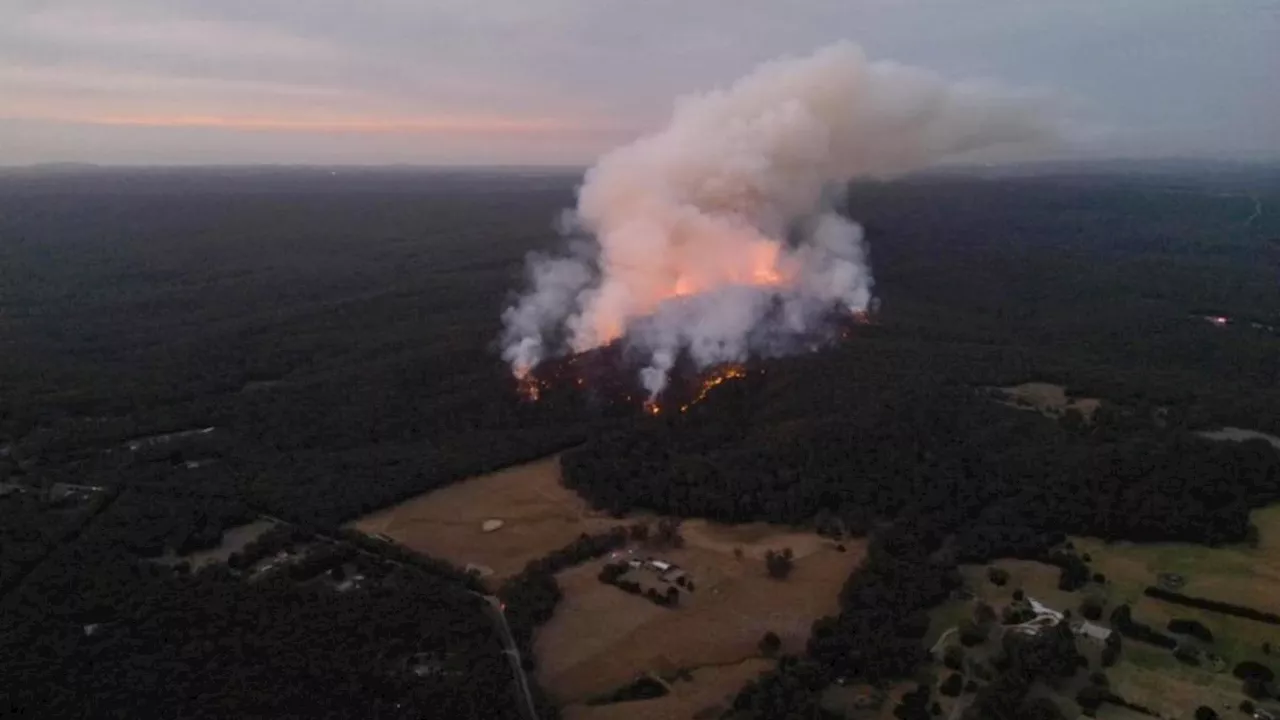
[1067,503,1280,718]
[1073,504,1280,610]
[1071,503,1280,674]
[961,558,1106,616]
[925,598,973,649]
[1108,656,1240,720]
[1095,702,1172,720]
[937,504,1280,719]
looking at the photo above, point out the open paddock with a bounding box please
[536,533,865,704]
[347,455,623,581]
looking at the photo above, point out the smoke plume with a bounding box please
[502,42,1053,398]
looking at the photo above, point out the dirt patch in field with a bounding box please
[535,534,866,704]
[347,455,622,581]
[562,658,774,720]
[997,382,1100,421]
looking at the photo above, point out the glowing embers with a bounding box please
[515,353,751,417]
[678,365,748,413]
[515,372,546,402]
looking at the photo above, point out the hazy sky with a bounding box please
[3,0,1277,166]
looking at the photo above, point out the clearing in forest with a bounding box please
[950,504,1280,718]
[347,455,624,581]
[534,526,865,706]
[156,519,277,570]
[997,382,1101,421]
[349,453,866,712]
[1071,505,1280,716]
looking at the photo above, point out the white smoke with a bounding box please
[502,41,1054,397]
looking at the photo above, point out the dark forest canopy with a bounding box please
[1,166,1278,717]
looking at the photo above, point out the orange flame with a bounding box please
[655,240,792,312]
[680,364,748,412]
[644,399,662,415]
[516,375,544,402]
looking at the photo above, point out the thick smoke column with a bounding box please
[502,42,1052,397]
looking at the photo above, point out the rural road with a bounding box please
[473,592,540,720]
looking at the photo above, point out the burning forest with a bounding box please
[500,41,1054,410]
[513,309,873,415]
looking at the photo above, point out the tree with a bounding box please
[1101,631,1121,667]
[1109,604,1132,629]
[940,672,964,697]
[758,631,781,658]
[1080,595,1103,621]
[943,645,965,671]
[973,601,997,625]
[1021,697,1067,720]
[1194,706,1219,720]
[988,566,1010,586]
[1057,555,1090,591]
[1059,409,1086,434]
[1233,660,1275,683]
[765,548,794,579]
[654,518,683,549]
[958,619,988,646]
[1243,678,1269,700]
[1076,685,1104,712]
[1168,618,1213,643]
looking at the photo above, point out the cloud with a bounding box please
[0,0,1276,164]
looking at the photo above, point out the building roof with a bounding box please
[1027,597,1064,621]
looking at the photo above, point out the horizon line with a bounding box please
[3,156,1278,172]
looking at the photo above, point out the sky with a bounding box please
[2,0,1278,166]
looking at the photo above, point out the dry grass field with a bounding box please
[348,452,867,714]
[535,528,865,705]
[562,658,775,720]
[347,455,624,581]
